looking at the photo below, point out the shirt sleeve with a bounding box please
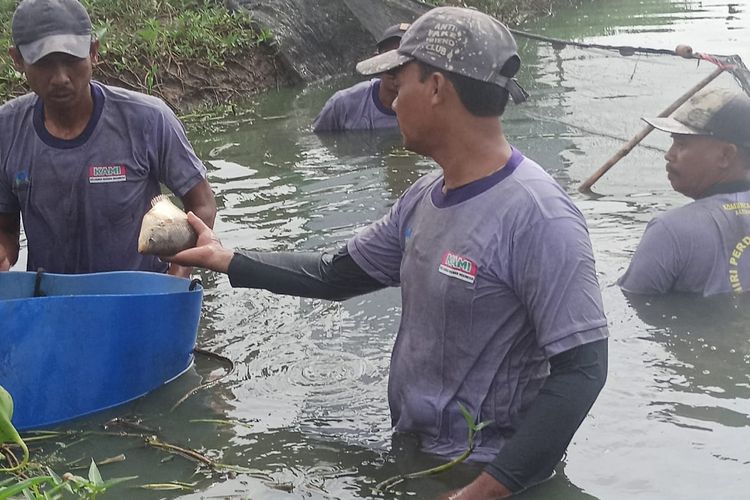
[618,217,680,295]
[312,93,344,132]
[152,103,207,197]
[346,197,404,286]
[512,216,609,356]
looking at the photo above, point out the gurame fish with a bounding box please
[138,195,197,256]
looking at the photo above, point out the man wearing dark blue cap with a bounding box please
[167,7,608,498]
[312,23,410,132]
[0,0,216,276]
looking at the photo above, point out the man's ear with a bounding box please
[430,71,450,105]
[8,47,25,72]
[719,142,739,169]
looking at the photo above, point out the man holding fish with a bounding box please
[168,7,608,498]
[0,0,216,276]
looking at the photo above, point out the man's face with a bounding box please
[392,62,433,154]
[376,38,401,95]
[664,134,729,198]
[10,42,97,109]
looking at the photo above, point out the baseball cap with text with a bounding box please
[643,87,750,149]
[12,0,93,65]
[356,6,528,103]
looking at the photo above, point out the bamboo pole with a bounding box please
[578,50,725,193]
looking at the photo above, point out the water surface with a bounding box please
[15,1,750,498]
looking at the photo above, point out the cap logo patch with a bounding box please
[438,251,477,283]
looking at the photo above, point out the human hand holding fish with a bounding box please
[161,211,235,274]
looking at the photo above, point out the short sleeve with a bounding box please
[618,218,680,295]
[313,93,344,132]
[512,216,609,356]
[346,198,404,286]
[153,104,207,197]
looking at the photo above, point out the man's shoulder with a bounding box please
[0,92,36,118]
[505,155,581,219]
[328,79,375,103]
[97,82,174,116]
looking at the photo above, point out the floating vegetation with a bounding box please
[0,386,136,499]
[189,418,255,431]
[140,480,198,491]
[376,402,493,492]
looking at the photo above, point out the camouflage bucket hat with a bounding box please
[356,6,528,103]
[644,87,750,149]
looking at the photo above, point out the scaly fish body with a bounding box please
[138,195,197,256]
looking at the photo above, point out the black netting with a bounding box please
[238,0,428,82]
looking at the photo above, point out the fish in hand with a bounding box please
[138,195,198,256]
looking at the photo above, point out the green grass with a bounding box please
[0,0,270,102]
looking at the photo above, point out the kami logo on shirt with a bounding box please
[438,251,477,284]
[89,165,127,184]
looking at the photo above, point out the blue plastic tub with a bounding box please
[0,271,203,430]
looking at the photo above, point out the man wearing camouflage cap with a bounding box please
[168,7,609,497]
[619,87,750,296]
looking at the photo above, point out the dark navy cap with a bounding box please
[12,0,92,64]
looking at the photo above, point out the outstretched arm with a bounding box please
[166,212,386,300]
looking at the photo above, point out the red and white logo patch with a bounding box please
[89,165,127,184]
[438,251,477,284]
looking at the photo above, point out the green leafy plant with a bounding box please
[0,386,135,499]
[376,402,493,492]
[0,386,29,473]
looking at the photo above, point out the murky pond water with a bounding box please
[14,1,750,498]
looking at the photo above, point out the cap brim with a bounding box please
[356,49,414,76]
[19,34,91,64]
[642,116,705,136]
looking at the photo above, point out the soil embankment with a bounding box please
[104,0,582,112]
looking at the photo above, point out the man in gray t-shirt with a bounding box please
[0,0,216,276]
[312,23,409,132]
[619,88,750,296]
[168,7,608,498]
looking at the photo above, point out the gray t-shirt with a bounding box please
[312,79,398,132]
[618,189,750,296]
[0,82,207,273]
[347,148,608,460]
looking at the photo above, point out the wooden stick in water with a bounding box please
[578,46,725,193]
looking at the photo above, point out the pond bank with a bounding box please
[0,0,585,114]
[106,0,588,113]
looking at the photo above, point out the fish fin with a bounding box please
[150,193,171,208]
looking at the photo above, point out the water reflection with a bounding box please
[628,293,750,407]
[11,0,750,498]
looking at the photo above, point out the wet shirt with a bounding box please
[0,82,207,273]
[347,148,608,460]
[312,79,398,132]
[618,188,750,296]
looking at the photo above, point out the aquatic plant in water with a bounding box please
[376,402,493,492]
[0,386,135,499]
